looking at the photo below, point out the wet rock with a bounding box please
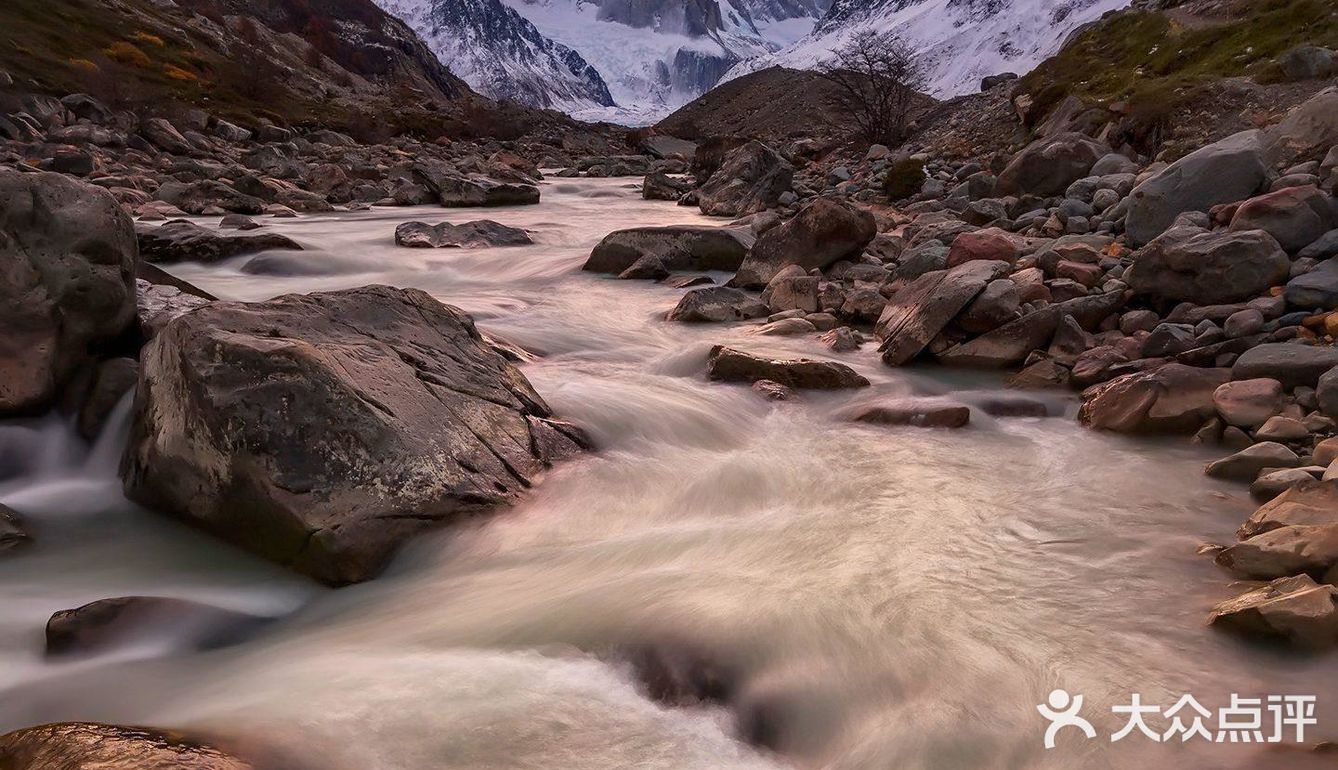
[0,170,137,416]
[761,269,819,314]
[156,180,266,215]
[751,379,795,401]
[643,172,693,201]
[1209,574,1338,649]
[1206,442,1301,482]
[123,285,587,585]
[697,141,794,217]
[136,220,302,264]
[876,260,1011,366]
[45,596,274,657]
[731,199,875,288]
[1229,185,1336,254]
[394,220,532,249]
[1078,363,1229,434]
[996,132,1109,197]
[1213,379,1284,428]
[585,226,752,274]
[136,280,212,340]
[666,287,768,323]
[847,400,970,429]
[0,503,30,552]
[976,396,1049,417]
[0,722,258,770]
[820,327,863,352]
[706,346,869,390]
[1007,358,1071,389]
[752,317,816,336]
[1125,130,1271,246]
[1233,344,1338,389]
[434,173,539,207]
[1256,415,1311,442]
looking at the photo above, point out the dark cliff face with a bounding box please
[597,0,726,35]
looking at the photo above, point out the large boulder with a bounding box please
[1125,226,1288,305]
[995,132,1109,197]
[643,172,693,201]
[1078,363,1229,434]
[875,260,1012,365]
[1268,87,1338,163]
[136,220,302,264]
[0,723,259,770]
[414,165,540,207]
[1124,130,1272,246]
[584,226,753,275]
[1286,257,1338,309]
[696,141,794,218]
[1228,185,1335,254]
[0,170,137,416]
[731,199,876,288]
[394,220,532,249]
[122,285,587,585]
[706,346,869,389]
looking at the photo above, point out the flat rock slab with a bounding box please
[394,220,532,248]
[122,285,587,585]
[707,346,869,390]
[847,399,970,428]
[137,220,302,264]
[876,260,1012,366]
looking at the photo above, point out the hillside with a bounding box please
[0,0,575,138]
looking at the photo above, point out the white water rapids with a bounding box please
[1,177,1334,769]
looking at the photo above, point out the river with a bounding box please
[0,177,1331,769]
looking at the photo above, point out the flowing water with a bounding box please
[1,177,1334,769]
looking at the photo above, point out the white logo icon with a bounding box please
[1038,689,1097,749]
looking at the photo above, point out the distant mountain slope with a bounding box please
[725,0,1134,97]
[377,0,831,122]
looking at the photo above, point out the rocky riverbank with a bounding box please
[581,84,1338,650]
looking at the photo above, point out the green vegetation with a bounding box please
[1020,0,1338,130]
[883,155,927,200]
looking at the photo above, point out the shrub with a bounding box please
[162,64,198,83]
[883,155,926,200]
[104,41,150,68]
[132,31,165,47]
[68,58,99,73]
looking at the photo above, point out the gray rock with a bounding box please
[0,170,137,415]
[731,198,875,288]
[996,132,1109,197]
[1206,442,1301,481]
[666,287,768,323]
[394,220,532,249]
[122,285,587,585]
[1126,226,1288,305]
[1286,257,1338,309]
[584,226,752,275]
[1124,130,1271,246]
[697,141,794,218]
[1279,46,1337,82]
[136,220,302,264]
[1317,365,1338,419]
[1233,344,1338,388]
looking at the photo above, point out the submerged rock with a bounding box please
[45,596,274,657]
[0,170,137,416]
[0,503,30,552]
[847,400,971,429]
[394,220,532,248]
[706,346,869,390]
[122,285,588,585]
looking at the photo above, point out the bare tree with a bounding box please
[816,30,927,147]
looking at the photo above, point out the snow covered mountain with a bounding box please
[726,0,1134,97]
[374,0,830,122]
